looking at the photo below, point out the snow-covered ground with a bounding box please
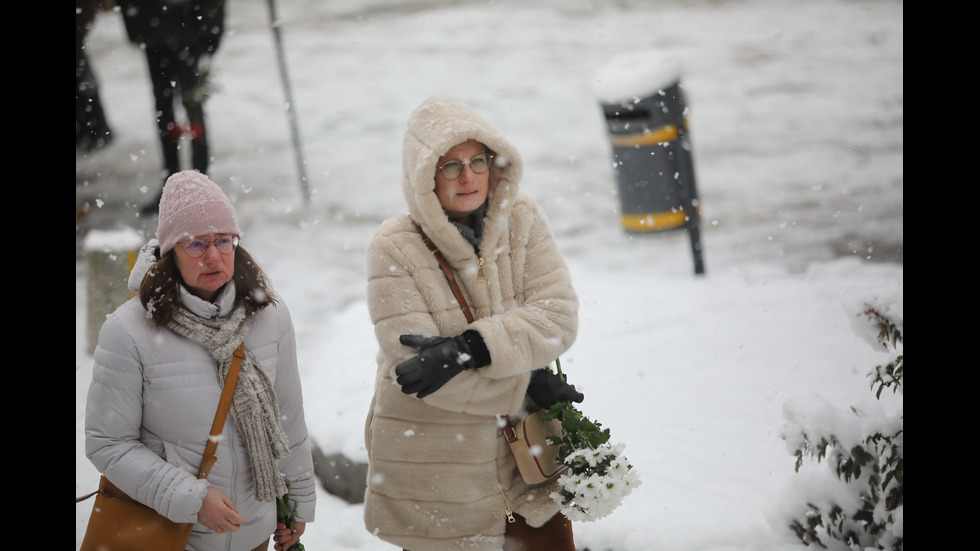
[77,1,903,549]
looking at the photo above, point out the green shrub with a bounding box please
[780,285,903,550]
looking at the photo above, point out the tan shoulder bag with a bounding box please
[77,342,246,551]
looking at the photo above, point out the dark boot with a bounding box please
[190,122,209,173]
[192,142,209,174]
[140,180,165,214]
[161,125,183,175]
[142,128,183,214]
[76,49,113,152]
[140,189,164,214]
[140,168,174,215]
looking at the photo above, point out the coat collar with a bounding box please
[177,282,236,319]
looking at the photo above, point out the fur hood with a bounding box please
[402,97,524,259]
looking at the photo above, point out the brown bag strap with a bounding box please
[197,341,245,480]
[76,490,99,503]
[412,220,475,324]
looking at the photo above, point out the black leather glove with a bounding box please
[395,330,490,398]
[527,368,585,410]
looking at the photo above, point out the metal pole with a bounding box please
[677,124,705,275]
[265,0,311,206]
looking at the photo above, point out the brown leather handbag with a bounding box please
[77,342,245,551]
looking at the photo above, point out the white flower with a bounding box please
[541,362,642,522]
[549,440,642,522]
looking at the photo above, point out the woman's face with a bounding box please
[434,139,490,217]
[173,234,237,301]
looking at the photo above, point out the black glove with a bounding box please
[395,331,489,398]
[527,368,585,410]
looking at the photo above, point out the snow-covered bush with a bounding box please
[777,283,903,550]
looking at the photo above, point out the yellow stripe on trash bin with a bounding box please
[609,124,679,147]
[620,207,700,232]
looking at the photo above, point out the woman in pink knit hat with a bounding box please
[84,170,315,551]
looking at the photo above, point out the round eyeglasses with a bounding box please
[180,234,240,258]
[437,153,491,180]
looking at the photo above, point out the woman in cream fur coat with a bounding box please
[363,97,585,551]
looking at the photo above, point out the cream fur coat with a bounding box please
[362,97,579,551]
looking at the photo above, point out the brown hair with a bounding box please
[138,245,277,327]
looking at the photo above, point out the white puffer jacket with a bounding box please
[85,247,316,551]
[363,97,579,551]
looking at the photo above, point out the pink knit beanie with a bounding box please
[156,170,241,255]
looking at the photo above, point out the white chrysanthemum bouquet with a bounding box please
[540,361,642,522]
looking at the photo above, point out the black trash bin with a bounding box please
[594,52,705,274]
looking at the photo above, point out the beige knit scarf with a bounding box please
[168,305,290,501]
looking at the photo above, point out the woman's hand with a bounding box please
[527,368,585,409]
[197,487,244,533]
[396,331,489,398]
[273,520,306,550]
[395,334,474,397]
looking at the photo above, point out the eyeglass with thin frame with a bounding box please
[179,234,240,258]
[437,153,491,179]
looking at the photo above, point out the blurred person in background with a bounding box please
[117,0,225,213]
[76,0,114,152]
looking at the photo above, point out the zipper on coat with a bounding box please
[498,488,516,523]
[477,257,486,283]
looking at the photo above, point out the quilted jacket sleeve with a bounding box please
[84,303,209,524]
